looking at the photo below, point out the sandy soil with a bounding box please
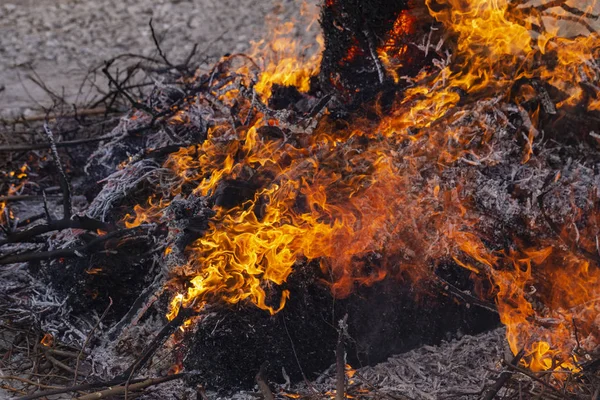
[0,0,598,114]
[0,0,306,117]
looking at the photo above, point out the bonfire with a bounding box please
[1,0,600,399]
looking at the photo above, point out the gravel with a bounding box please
[0,0,313,115]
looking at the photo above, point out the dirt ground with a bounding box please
[1,0,599,119]
[0,0,308,118]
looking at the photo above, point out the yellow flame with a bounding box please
[248,1,323,101]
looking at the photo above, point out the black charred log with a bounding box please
[317,0,434,105]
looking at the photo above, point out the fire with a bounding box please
[40,333,54,347]
[345,363,356,384]
[0,163,29,226]
[0,201,7,226]
[496,247,600,372]
[117,0,600,379]
[169,363,183,375]
[377,10,417,83]
[248,1,323,101]
[123,196,170,228]
[86,267,104,275]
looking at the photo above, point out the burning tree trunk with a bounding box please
[318,0,435,104]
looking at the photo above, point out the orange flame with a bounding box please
[123,196,170,228]
[0,163,29,226]
[40,333,54,347]
[248,1,323,101]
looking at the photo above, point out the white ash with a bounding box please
[85,158,166,221]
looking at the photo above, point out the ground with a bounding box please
[1,0,599,118]
[0,0,307,117]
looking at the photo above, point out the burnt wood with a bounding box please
[317,0,434,105]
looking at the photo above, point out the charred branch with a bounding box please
[0,225,136,265]
[75,374,186,400]
[73,297,113,384]
[255,363,275,400]
[481,349,525,400]
[0,216,114,247]
[117,306,197,382]
[16,375,186,400]
[43,123,72,220]
[0,133,121,153]
[149,19,175,69]
[102,60,155,115]
[336,314,349,400]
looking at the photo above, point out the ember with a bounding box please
[1,0,600,398]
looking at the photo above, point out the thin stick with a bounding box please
[0,376,61,390]
[45,353,75,375]
[505,363,574,400]
[0,131,121,152]
[76,374,185,400]
[0,194,59,203]
[336,314,349,400]
[0,226,136,265]
[16,378,147,400]
[481,349,525,400]
[117,306,196,382]
[40,192,52,225]
[149,19,174,68]
[43,123,72,219]
[0,215,114,247]
[363,29,385,85]
[102,61,154,114]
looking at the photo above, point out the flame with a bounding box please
[86,267,104,275]
[123,196,170,228]
[248,1,323,101]
[116,0,600,379]
[377,10,417,83]
[40,333,54,347]
[0,201,7,225]
[0,163,29,226]
[495,247,600,372]
[169,363,183,375]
